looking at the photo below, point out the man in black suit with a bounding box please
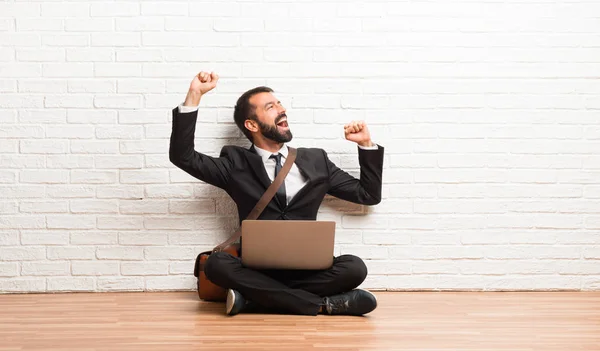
[169,71,384,316]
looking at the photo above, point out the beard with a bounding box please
[257,114,292,143]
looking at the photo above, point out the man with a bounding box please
[169,71,384,316]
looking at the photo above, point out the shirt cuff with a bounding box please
[178,103,199,113]
[358,143,379,150]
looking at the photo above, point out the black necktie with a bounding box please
[269,153,287,207]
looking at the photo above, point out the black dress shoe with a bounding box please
[225,289,246,316]
[323,289,377,316]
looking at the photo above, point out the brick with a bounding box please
[97,277,144,291]
[97,216,143,230]
[119,110,168,124]
[48,247,95,260]
[70,200,118,214]
[66,48,113,62]
[120,170,168,184]
[96,125,143,139]
[91,2,139,17]
[121,262,169,275]
[70,170,117,184]
[96,247,144,260]
[141,2,187,16]
[0,231,19,246]
[0,263,19,277]
[95,155,144,169]
[167,232,215,246]
[71,141,118,154]
[0,247,46,261]
[65,18,112,32]
[0,201,17,214]
[42,34,89,47]
[0,170,16,184]
[44,95,94,109]
[0,278,45,293]
[19,80,67,93]
[0,216,46,229]
[119,200,168,215]
[16,49,64,62]
[94,95,142,109]
[0,95,44,108]
[116,18,164,32]
[47,215,96,230]
[20,170,68,184]
[0,185,44,199]
[72,261,119,276]
[169,200,215,214]
[96,63,142,78]
[119,232,168,246]
[47,156,94,169]
[120,140,167,154]
[169,261,195,275]
[97,185,144,199]
[22,261,70,276]
[68,109,117,124]
[43,63,93,77]
[20,201,69,214]
[91,33,140,47]
[144,217,194,230]
[68,80,116,93]
[118,79,165,93]
[0,140,17,153]
[145,276,196,291]
[46,185,95,198]
[47,277,95,292]
[143,247,195,260]
[70,232,118,245]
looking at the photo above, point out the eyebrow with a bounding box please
[263,101,280,109]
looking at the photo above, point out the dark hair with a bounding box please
[233,86,273,142]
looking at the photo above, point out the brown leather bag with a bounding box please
[193,147,297,301]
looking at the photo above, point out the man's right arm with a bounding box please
[169,71,233,190]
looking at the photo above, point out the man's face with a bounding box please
[249,92,292,143]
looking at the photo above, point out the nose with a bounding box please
[277,103,286,115]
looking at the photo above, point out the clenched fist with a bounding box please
[344,120,374,147]
[184,71,219,107]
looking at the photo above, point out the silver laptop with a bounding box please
[240,220,336,270]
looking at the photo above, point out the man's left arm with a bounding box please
[325,121,384,205]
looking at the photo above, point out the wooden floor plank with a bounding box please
[0,291,599,350]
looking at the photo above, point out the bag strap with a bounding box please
[212,147,297,252]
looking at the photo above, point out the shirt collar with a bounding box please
[253,144,289,163]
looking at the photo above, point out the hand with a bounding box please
[184,71,219,106]
[344,120,373,147]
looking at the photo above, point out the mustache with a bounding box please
[275,113,287,124]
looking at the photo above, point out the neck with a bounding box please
[253,137,284,153]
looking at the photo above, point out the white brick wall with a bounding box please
[1,0,600,293]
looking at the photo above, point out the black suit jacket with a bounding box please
[169,107,384,224]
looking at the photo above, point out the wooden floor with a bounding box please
[0,291,599,351]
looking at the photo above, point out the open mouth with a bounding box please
[277,120,289,128]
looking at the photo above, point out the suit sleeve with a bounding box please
[325,145,384,205]
[169,107,232,190]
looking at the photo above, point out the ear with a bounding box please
[244,119,259,133]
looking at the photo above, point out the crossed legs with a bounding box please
[204,252,369,315]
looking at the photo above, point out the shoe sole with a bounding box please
[225,289,235,315]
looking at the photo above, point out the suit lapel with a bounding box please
[247,145,274,191]
[293,148,317,183]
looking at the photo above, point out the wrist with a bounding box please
[358,140,374,147]
[183,90,202,107]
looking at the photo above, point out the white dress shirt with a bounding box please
[177,103,378,205]
[252,143,308,206]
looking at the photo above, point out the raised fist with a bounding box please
[344,120,373,147]
[189,71,219,95]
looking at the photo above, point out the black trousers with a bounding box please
[204,252,368,315]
